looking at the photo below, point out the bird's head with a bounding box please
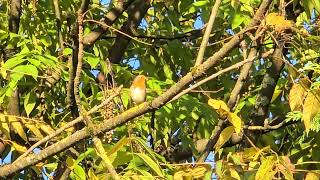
[131,75,147,89]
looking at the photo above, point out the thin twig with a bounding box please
[170,57,256,103]
[194,0,222,66]
[84,19,153,46]
[245,120,286,130]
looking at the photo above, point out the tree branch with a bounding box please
[52,0,64,51]
[194,0,221,66]
[83,0,135,45]
[250,45,285,125]
[108,0,151,63]
[228,45,258,109]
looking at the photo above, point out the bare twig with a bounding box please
[84,19,152,46]
[245,120,286,130]
[170,57,255,103]
[194,0,222,66]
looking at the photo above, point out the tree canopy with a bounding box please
[0,0,320,179]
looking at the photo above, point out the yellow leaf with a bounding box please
[253,146,270,161]
[271,85,282,103]
[25,123,44,139]
[302,88,320,132]
[0,114,11,139]
[208,99,230,117]
[305,172,320,180]
[174,170,188,179]
[88,168,99,180]
[0,61,7,79]
[230,168,241,180]
[9,116,28,142]
[40,124,55,135]
[208,99,230,112]
[255,157,275,180]
[265,13,293,32]
[11,141,27,153]
[192,166,206,178]
[228,113,242,133]
[66,156,75,169]
[289,83,307,111]
[214,126,234,151]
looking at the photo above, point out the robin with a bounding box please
[130,75,147,104]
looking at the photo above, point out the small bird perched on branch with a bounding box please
[130,75,147,104]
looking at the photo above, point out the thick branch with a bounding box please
[8,0,22,33]
[228,47,257,109]
[83,0,135,45]
[6,0,22,116]
[109,0,151,63]
[0,0,270,175]
[250,46,284,125]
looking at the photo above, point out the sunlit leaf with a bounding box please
[214,126,234,151]
[9,116,28,142]
[0,114,11,139]
[11,141,27,153]
[305,172,320,180]
[230,168,241,180]
[228,113,242,133]
[133,153,164,177]
[24,92,37,117]
[289,83,307,111]
[255,156,275,180]
[302,88,320,132]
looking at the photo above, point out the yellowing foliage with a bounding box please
[214,126,235,151]
[289,83,307,111]
[303,88,320,132]
[265,13,294,32]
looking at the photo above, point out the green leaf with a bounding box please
[12,65,38,80]
[72,165,86,180]
[133,153,164,177]
[192,1,208,7]
[231,13,245,29]
[63,48,73,56]
[3,55,27,71]
[24,92,37,117]
[84,52,99,69]
[74,148,95,166]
